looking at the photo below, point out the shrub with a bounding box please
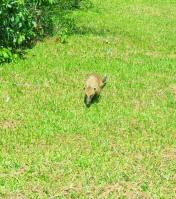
[0,0,91,64]
[0,0,52,63]
[0,48,18,63]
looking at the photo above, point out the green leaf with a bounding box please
[32,21,37,28]
[17,35,25,45]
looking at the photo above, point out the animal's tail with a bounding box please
[102,74,108,84]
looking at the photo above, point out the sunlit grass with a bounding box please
[0,0,176,198]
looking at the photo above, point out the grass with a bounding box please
[0,0,176,198]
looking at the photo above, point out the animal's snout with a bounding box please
[84,95,92,107]
[86,96,91,105]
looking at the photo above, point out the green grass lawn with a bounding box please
[0,0,176,198]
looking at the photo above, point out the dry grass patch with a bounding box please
[0,120,22,130]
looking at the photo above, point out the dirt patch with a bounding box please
[133,100,145,112]
[145,51,176,59]
[162,147,176,161]
[98,182,150,199]
[145,51,162,58]
[0,166,27,178]
[170,85,176,99]
[49,181,150,199]
[0,120,22,130]
[130,5,162,17]
[5,192,26,199]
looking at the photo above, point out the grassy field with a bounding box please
[0,0,176,198]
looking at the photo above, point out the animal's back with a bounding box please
[86,74,103,93]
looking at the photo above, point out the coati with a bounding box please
[84,74,107,106]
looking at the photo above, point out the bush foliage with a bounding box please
[0,0,87,63]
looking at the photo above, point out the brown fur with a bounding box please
[84,74,107,106]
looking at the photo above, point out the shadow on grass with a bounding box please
[72,24,143,46]
[84,94,101,108]
[84,83,107,108]
[73,25,112,36]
